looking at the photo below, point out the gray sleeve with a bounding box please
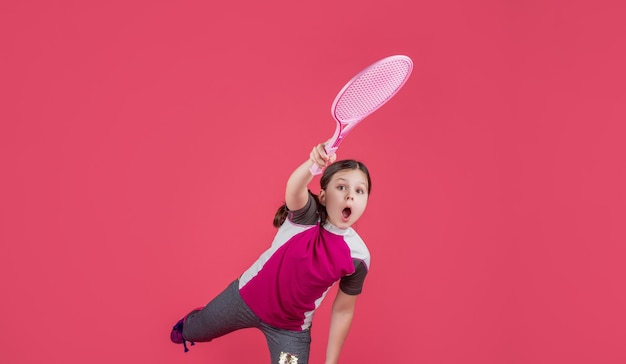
[339,260,368,295]
[288,192,319,226]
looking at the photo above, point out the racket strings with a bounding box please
[335,60,412,121]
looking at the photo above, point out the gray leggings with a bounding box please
[182,280,312,364]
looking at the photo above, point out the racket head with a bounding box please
[331,55,413,124]
[310,55,413,176]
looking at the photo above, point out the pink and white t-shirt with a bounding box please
[238,194,370,331]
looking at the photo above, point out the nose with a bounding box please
[345,190,354,200]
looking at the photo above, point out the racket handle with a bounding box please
[309,164,324,176]
[309,146,338,176]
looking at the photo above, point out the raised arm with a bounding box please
[325,289,358,364]
[285,143,336,211]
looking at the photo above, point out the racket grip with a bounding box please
[309,146,338,176]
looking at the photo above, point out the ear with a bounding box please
[318,189,326,206]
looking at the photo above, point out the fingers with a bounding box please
[310,144,327,168]
[310,143,336,169]
[328,152,337,164]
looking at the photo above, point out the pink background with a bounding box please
[1,0,625,363]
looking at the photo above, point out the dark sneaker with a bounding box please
[170,311,199,353]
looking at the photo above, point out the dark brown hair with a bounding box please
[273,160,371,228]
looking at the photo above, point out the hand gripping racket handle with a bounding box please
[309,145,339,176]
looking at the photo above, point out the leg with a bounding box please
[181,280,261,342]
[261,322,311,364]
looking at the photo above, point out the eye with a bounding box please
[337,185,346,191]
[356,188,365,194]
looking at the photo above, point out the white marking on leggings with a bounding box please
[278,352,298,364]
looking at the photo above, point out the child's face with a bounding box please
[319,169,369,229]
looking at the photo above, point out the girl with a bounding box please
[171,142,372,364]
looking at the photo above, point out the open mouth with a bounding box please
[342,207,352,220]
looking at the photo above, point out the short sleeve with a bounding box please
[339,260,368,295]
[288,192,319,226]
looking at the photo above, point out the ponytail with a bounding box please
[273,204,289,228]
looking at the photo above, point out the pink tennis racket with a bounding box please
[310,55,414,175]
